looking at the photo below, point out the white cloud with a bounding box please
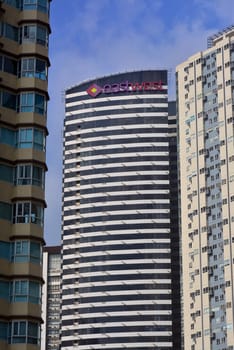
[44,0,233,244]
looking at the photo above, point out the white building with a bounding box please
[61,70,181,349]
[177,26,234,350]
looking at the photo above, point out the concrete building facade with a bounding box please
[61,70,181,350]
[0,0,51,349]
[177,26,234,350]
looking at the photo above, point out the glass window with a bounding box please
[36,25,47,45]
[48,254,61,270]
[30,242,41,264]
[23,0,37,9]
[20,93,34,112]
[22,24,36,42]
[1,22,18,41]
[32,165,44,186]
[20,57,47,80]
[0,164,13,183]
[11,240,42,264]
[11,321,26,343]
[0,55,18,75]
[0,322,8,340]
[12,280,28,302]
[11,280,41,304]
[0,201,12,221]
[14,164,44,187]
[34,93,45,114]
[21,58,34,78]
[0,90,17,110]
[28,281,41,303]
[0,280,10,300]
[23,0,49,14]
[0,241,10,260]
[13,201,44,226]
[33,129,44,150]
[0,127,15,146]
[35,58,47,79]
[19,92,46,114]
[14,164,31,185]
[21,24,48,46]
[17,128,33,148]
[2,0,20,8]
[27,321,39,344]
[16,128,45,151]
[4,56,17,75]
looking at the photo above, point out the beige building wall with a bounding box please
[0,1,51,349]
[177,26,234,350]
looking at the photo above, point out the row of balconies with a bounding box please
[0,0,49,328]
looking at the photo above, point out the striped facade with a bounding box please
[61,70,181,349]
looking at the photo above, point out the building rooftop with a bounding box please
[207,24,234,48]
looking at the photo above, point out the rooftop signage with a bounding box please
[86,80,164,97]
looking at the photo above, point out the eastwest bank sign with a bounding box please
[86,80,164,98]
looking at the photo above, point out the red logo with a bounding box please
[86,84,102,97]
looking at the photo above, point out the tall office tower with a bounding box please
[61,70,181,350]
[0,0,51,348]
[41,246,61,350]
[177,26,234,350]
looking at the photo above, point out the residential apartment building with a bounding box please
[41,246,61,350]
[177,26,234,350]
[0,0,51,348]
[61,70,181,349]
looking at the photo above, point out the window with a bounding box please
[0,201,12,221]
[12,201,44,226]
[8,320,40,344]
[0,128,15,147]
[19,93,34,113]
[0,55,17,75]
[19,92,46,114]
[0,280,10,300]
[11,240,42,264]
[48,254,60,270]
[32,165,44,186]
[2,0,20,7]
[0,241,10,260]
[16,128,45,151]
[20,57,47,80]
[21,24,48,46]
[0,90,17,110]
[14,164,44,187]
[22,0,49,14]
[0,322,7,340]
[17,128,32,148]
[11,280,41,304]
[0,22,18,41]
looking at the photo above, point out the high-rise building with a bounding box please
[177,26,234,349]
[0,0,51,348]
[61,70,181,349]
[41,246,61,350]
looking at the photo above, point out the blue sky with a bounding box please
[44,0,234,245]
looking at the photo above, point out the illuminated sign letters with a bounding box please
[86,80,164,97]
